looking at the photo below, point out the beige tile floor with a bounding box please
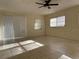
[0,36,79,59]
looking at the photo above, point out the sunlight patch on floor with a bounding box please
[20,40,35,45]
[23,42,44,51]
[58,55,72,59]
[11,47,25,56]
[19,40,44,51]
[0,43,19,51]
[0,40,44,59]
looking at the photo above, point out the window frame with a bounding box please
[34,19,42,30]
[50,16,65,27]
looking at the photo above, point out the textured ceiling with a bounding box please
[0,0,79,15]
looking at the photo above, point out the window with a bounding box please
[50,16,65,27]
[34,19,42,30]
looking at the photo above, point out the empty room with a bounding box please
[0,0,79,59]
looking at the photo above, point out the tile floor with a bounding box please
[0,36,79,59]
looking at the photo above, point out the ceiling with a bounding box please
[0,0,79,15]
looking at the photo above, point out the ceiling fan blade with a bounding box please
[35,2,44,5]
[39,6,44,8]
[49,4,59,6]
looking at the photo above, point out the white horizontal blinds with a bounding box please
[34,19,42,30]
[50,18,56,27]
[0,19,4,40]
[56,16,65,27]
[13,16,26,38]
[0,16,26,42]
[50,16,65,27]
[3,16,15,40]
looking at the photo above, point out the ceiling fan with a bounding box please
[35,0,59,9]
